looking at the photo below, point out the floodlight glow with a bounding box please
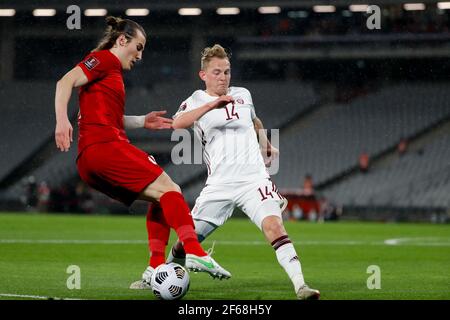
[313,5,336,13]
[217,7,240,15]
[258,6,281,14]
[0,9,15,16]
[178,8,202,16]
[84,9,107,16]
[437,2,450,9]
[33,9,56,16]
[126,8,150,16]
[349,4,369,12]
[403,3,426,11]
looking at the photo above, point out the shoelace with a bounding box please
[206,240,216,257]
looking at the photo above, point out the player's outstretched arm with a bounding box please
[253,117,279,165]
[123,111,173,130]
[144,111,173,130]
[172,95,234,129]
[54,66,88,152]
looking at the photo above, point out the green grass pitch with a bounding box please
[0,212,449,300]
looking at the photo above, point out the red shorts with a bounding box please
[77,141,163,206]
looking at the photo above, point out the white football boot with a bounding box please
[185,242,231,280]
[129,266,154,290]
[186,254,231,279]
[296,284,320,300]
[185,241,231,279]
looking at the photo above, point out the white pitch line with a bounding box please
[0,239,369,245]
[0,239,147,244]
[216,240,370,246]
[0,238,448,246]
[0,293,82,300]
[384,237,450,247]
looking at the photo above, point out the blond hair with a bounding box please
[201,44,230,70]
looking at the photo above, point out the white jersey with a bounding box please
[174,87,269,185]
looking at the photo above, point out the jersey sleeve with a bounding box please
[77,51,115,82]
[243,88,256,120]
[173,96,196,119]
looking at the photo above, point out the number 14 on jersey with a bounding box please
[224,103,239,120]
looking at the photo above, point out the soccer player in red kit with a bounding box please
[54,16,229,289]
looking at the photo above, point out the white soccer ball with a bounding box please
[151,263,190,300]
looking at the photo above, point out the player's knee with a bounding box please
[154,173,181,196]
[139,179,181,202]
[161,181,181,194]
[152,172,181,194]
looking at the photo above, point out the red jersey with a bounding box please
[77,50,128,155]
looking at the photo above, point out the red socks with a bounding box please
[159,191,207,257]
[175,225,206,257]
[159,191,194,228]
[146,192,207,268]
[146,203,170,268]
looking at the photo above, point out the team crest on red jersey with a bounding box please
[148,155,157,165]
[84,57,100,70]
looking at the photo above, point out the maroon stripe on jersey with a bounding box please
[200,128,207,146]
[203,148,212,176]
[271,235,292,251]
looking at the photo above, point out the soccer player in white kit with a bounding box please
[140,44,319,299]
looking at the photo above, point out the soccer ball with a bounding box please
[151,263,190,300]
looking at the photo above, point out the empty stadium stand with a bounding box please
[272,83,450,192]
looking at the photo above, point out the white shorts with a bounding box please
[191,178,288,230]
